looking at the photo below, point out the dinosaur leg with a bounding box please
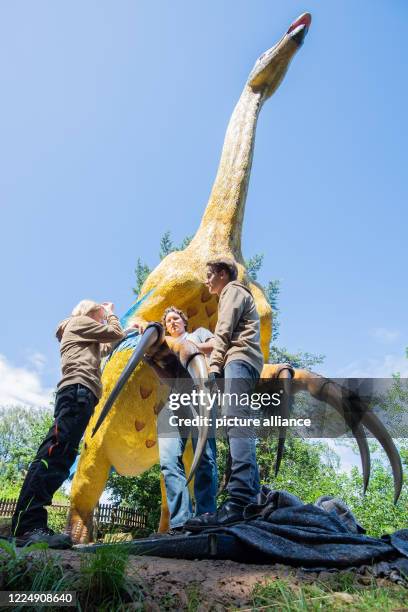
[157,474,170,533]
[67,447,111,543]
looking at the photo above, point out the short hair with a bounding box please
[206,257,238,281]
[71,300,101,317]
[161,306,188,333]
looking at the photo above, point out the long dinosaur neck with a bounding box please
[189,86,264,259]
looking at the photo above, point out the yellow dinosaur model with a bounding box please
[68,13,402,542]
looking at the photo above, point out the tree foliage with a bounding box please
[107,466,162,532]
[0,407,53,481]
[245,253,264,281]
[159,231,193,261]
[0,406,54,497]
[0,406,73,502]
[132,258,151,296]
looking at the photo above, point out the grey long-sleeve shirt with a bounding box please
[209,281,264,376]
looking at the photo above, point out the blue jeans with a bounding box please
[158,406,218,528]
[224,359,260,505]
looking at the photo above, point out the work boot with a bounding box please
[15,527,72,549]
[184,500,245,532]
[167,526,185,536]
[152,526,185,537]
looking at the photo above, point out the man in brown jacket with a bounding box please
[12,300,125,548]
[185,258,264,531]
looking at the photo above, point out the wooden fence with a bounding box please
[0,498,147,530]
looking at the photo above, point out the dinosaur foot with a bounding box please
[66,507,94,544]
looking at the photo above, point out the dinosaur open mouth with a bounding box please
[287,13,312,35]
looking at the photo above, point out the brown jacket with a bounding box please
[209,281,264,375]
[56,314,125,399]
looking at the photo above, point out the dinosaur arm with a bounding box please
[259,363,403,504]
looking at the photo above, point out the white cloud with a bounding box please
[370,328,400,344]
[335,354,408,378]
[27,351,47,372]
[0,354,53,408]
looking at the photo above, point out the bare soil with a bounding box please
[45,549,401,610]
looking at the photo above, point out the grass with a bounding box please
[0,539,145,611]
[250,575,408,611]
[1,538,407,611]
[156,584,203,611]
[78,543,144,610]
[0,539,62,589]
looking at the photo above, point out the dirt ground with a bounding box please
[48,548,403,610]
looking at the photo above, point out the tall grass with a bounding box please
[0,539,145,611]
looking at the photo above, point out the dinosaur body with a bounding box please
[68,14,402,541]
[68,14,311,542]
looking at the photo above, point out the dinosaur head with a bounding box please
[248,13,311,100]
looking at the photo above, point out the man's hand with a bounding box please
[102,302,115,315]
[207,371,222,393]
[191,340,215,356]
[130,317,149,334]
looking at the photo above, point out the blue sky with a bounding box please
[1,0,407,407]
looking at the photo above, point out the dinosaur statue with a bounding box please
[68,13,402,543]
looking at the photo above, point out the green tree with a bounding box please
[0,406,53,496]
[107,466,162,532]
[132,258,151,296]
[245,253,264,281]
[159,231,192,261]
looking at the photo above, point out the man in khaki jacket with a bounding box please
[185,258,264,531]
[12,300,125,548]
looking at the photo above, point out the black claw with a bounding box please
[319,383,372,494]
[353,424,371,494]
[274,373,293,477]
[91,324,162,437]
[275,435,286,477]
[361,411,403,504]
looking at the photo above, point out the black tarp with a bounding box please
[191,487,408,575]
[76,487,408,581]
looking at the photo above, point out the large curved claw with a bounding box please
[274,366,294,477]
[185,354,211,484]
[167,338,211,484]
[352,426,371,495]
[320,382,402,502]
[318,382,371,495]
[91,323,164,437]
[361,410,403,504]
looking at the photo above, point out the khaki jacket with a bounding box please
[209,281,264,375]
[56,314,125,399]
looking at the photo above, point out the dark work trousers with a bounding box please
[11,384,97,536]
